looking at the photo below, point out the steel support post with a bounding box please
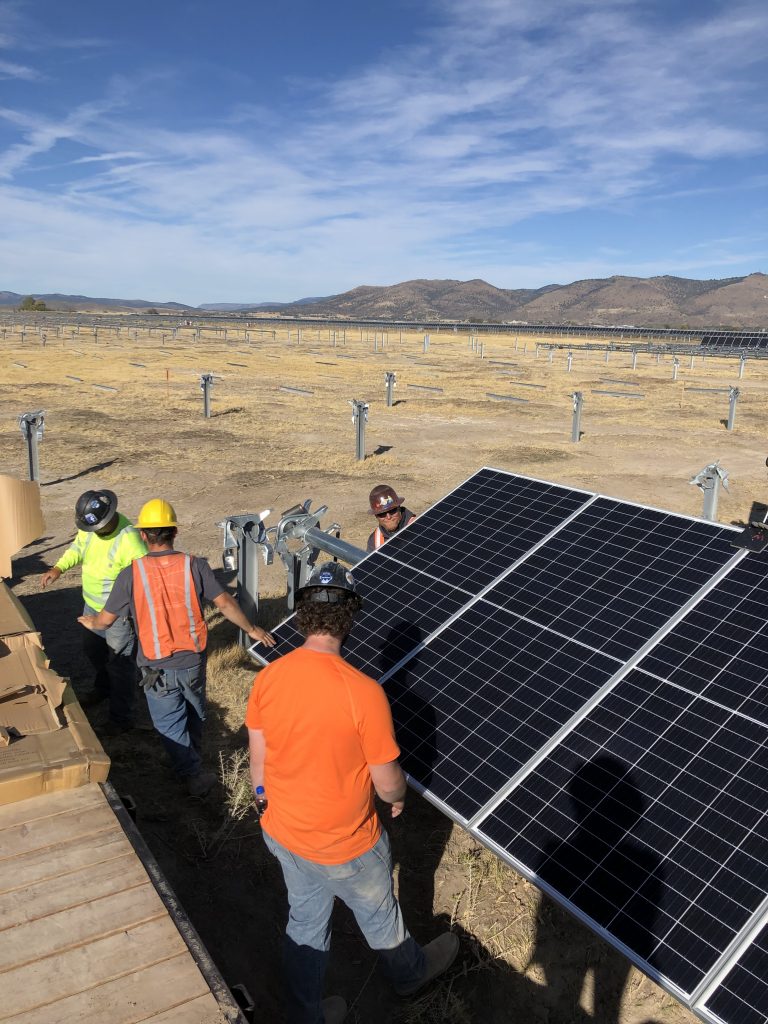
[385,371,396,408]
[350,399,369,460]
[672,358,679,381]
[571,391,583,443]
[690,462,728,522]
[727,386,740,431]
[739,355,746,379]
[423,334,430,353]
[200,373,214,418]
[18,410,45,482]
[701,474,720,521]
[567,351,573,372]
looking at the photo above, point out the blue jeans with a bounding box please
[144,664,205,778]
[263,828,425,1024]
[82,603,137,726]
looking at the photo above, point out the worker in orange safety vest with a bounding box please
[366,484,417,552]
[79,498,275,797]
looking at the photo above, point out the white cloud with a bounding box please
[0,58,39,79]
[0,0,766,299]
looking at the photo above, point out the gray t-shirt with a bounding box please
[105,550,224,669]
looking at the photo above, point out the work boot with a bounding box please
[186,771,216,797]
[394,933,460,997]
[322,996,347,1023]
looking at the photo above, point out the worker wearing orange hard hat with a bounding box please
[79,498,275,797]
[366,484,417,552]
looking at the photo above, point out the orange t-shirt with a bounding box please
[245,648,401,865]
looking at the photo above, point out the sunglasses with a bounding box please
[375,508,400,519]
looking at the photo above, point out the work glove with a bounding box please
[139,668,162,693]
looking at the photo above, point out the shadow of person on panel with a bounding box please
[529,755,665,1024]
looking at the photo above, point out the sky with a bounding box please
[0,0,766,305]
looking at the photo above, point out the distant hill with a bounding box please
[0,291,192,312]
[249,273,768,328]
[199,296,329,311]
[2,274,766,327]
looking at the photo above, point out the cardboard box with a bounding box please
[0,577,37,634]
[0,683,110,806]
[0,642,67,735]
[0,474,45,579]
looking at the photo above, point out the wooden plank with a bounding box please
[146,994,226,1024]
[0,828,129,891]
[0,851,141,926]
[0,785,103,832]
[0,883,163,971]
[0,803,118,861]
[2,956,215,1024]
[0,917,187,1018]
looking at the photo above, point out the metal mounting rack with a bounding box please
[217,500,367,646]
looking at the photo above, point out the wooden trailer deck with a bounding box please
[0,783,245,1024]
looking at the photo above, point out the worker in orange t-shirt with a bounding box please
[246,562,458,1024]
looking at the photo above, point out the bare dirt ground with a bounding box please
[2,321,767,1024]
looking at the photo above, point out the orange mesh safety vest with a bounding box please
[132,552,207,661]
[372,511,416,549]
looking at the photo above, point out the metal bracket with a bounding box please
[215,510,272,644]
[689,461,729,522]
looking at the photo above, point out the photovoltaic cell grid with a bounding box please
[257,556,470,678]
[707,921,768,1024]
[384,599,619,820]
[376,467,591,590]
[478,667,768,1000]
[638,555,768,729]
[482,498,737,661]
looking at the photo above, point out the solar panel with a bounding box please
[253,466,768,1023]
[482,498,737,660]
[476,670,768,998]
[384,599,620,821]
[377,467,591,590]
[257,555,471,678]
[637,555,768,728]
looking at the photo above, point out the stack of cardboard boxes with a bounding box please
[0,474,109,805]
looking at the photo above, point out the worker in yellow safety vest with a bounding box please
[79,498,275,797]
[41,489,147,733]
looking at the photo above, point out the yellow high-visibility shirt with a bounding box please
[55,513,147,611]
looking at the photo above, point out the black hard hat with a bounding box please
[296,561,358,604]
[75,489,118,532]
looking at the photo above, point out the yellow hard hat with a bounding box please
[136,498,178,529]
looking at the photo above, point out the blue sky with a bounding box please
[0,0,766,304]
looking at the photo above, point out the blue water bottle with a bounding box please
[255,785,268,818]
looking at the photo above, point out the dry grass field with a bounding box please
[2,320,767,1024]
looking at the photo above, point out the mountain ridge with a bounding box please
[1,273,766,327]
